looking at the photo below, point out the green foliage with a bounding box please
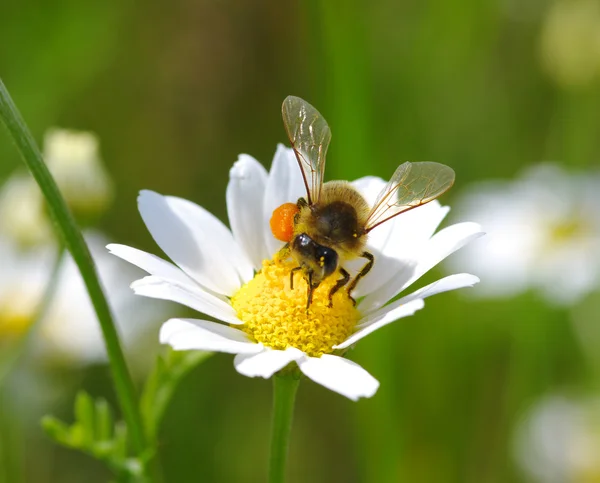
[42,392,145,482]
[41,350,212,482]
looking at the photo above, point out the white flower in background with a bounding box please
[515,395,600,483]
[0,174,51,246]
[41,232,168,365]
[0,230,166,366]
[0,128,114,247]
[43,128,114,216]
[0,238,51,340]
[446,163,600,305]
[108,145,483,400]
[540,0,600,88]
[0,127,164,366]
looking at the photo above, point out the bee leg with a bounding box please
[327,268,350,308]
[289,266,301,290]
[346,252,375,305]
[306,271,319,311]
[297,197,309,209]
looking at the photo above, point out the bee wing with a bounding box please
[365,162,455,232]
[282,96,331,205]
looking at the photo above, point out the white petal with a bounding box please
[383,201,451,253]
[352,176,387,203]
[160,318,263,353]
[131,276,241,325]
[403,222,485,286]
[334,299,425,350]
[106,243,194,285]
[234,347,305,378]
[263,145,306,256]
[298,354,379,401]
[227,155,270,270]
[359,274,480,325]
[355,202,450,297]
[358,222,484,313]
[347,245,401,298]
[138,190,253,295]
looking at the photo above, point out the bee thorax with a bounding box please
[312,201,361,243]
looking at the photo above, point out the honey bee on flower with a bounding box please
[271,96,456,308]
[109,97,483,400]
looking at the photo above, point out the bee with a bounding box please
[271,96,455,309]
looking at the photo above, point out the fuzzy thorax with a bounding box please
[231,259,359,357]
[295,180,370,258]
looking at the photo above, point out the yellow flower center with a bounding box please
[231,259,359,357]
[0,299,35,341]
[548,217,588,244]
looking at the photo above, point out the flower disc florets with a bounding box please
[231,260,359,357]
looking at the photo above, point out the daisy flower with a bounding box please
[0,230,166,367]
[38,232,168,365]
[108,145,483,400]
[0,128,113,247]
[0,173,51,247]
[446,163,600,305]
[0,128,164,367]
[0,236,50,342]
[514,394,600,483]
[43,128,114,217]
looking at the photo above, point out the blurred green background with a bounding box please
[1,0,600,482]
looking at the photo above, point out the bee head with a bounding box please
[292,233,339,284]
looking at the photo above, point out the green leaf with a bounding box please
[41,392,144,480]
[96,398,114,442]
[75,391,96,446]
[41,416,72,447]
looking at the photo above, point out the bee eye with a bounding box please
[270,203,299,242]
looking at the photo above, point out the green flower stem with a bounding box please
[269,374,300,483]
[0,78,148,458]
[0,247,65,389]
[0,392,24,483]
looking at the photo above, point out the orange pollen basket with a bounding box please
[270,202,299,242]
